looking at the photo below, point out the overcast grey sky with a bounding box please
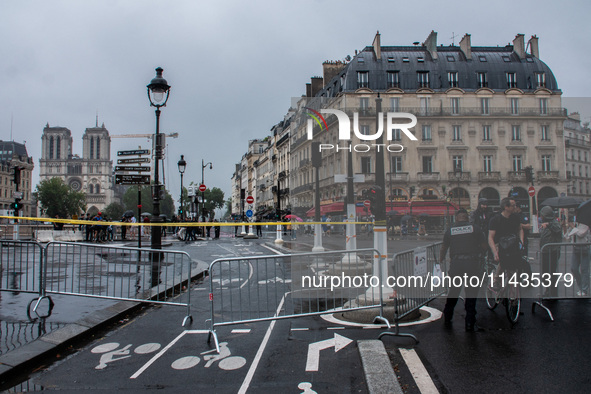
[1,0,590,207]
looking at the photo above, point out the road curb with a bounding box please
[358,340,404,394]
[0,265,208,389]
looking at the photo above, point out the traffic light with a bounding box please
[525,166,534,184]
[13,167,21,186]
[10,201,23,211]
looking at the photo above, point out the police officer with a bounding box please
[439,208,488,331]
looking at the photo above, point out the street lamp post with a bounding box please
[201,159,213,223]
[178,155,186,220]
[147,67,170,287]
[454,166,463,208]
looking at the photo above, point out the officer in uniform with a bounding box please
[439,208,488,331]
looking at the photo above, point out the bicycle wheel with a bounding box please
[505,285,521,324]
[484,263,499,310]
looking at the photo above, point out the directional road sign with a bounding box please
[117,158,150,164]
[115,174,151,185]
[115,166,151,172]
[246,209,253,218]
[118,149,150,156]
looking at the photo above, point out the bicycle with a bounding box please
[484,258,522,325]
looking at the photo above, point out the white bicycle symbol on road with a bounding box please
[91,341,246,371]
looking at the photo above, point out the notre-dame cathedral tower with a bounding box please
[39,121,114,215]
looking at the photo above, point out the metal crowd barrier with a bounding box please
[379,242,445,343]
[533,242,591,321]
[1,240,195,326]
[207,248,386,352]
[0,240,45,297]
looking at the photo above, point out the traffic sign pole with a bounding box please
[529,185,538,234]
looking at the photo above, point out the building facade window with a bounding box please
[452,155,463,171]
[452,125,462,141]
[391,156,402,173]
[96,138,100,159]
[506,72,517,88]
[512,155,523,171]
[422,125,432,141]
[360,97,369,114]
[361,157,371,174]
[477,72,488,88]
[390,97,400,111]
[387,71,400,88]
[448,72,458,88]
[542,156,552,171]
[535,72,546,88]
[510,98,519,115]
[539,98,548,115]
[420,97,430,116]
[49,137,54,159]
[90,138,94,160]
[541,125,550,141]
[357,71,369,88]
[483,155,493,172]
[391,128,401,141]
[512,125,521,141]
[56,137,61,159]
[360,125,370,136]
[422,156,433,173]
[450,98,460,115]
[417,71,430,88]
[481,98,490,115]
[483,125,491,141]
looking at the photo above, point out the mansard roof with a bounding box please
[319,43,559,96]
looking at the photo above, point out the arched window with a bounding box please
[96,184,100,194]
[49,137,54,159]
[96,138,100,159]
[90,138,94,160]
[89,184,94,194]
[56,136,61,159]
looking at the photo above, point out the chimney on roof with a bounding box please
[311,77,323,97]
[372,31,381,60]
[513,34,526,59]
[528,35,539,58]
[306,83,312,97]
[322,61,346,87]
[423,30,438,60]
[459,34,472,60]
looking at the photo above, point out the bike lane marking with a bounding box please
[399,348,438,394]
[237,294,285,394]
[129,329,209,379]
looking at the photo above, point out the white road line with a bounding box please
[129,330,209,379]
[130,331,187,379]
[399,348,438,394]
[238,295,285,394]
[290,328,309,331]
[327,327,345,330]
[231,329,252,334]
[260,244,285,255]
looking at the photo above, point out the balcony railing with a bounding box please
[417,172,441,182]
[387,172,409,182]
[478,171,501,182]
[537,171,560,182]
[291,184,313,195]
[508,171,526,182]
[447,172,471,182]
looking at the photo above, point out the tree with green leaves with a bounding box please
[121,185,175,219]
[34,177,87,218]
[103,202,124,221]
[202,187,225,220]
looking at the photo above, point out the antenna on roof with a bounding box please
[96,110,99,127]
[450,32,459,46]
[10,113,13,141]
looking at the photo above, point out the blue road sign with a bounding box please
[246,209,253,218]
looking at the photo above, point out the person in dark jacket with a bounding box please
[539,206,562,297]
[440,209,488,331]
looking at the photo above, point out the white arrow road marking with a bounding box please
[257,277,292,285]
[305,333,354,372]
